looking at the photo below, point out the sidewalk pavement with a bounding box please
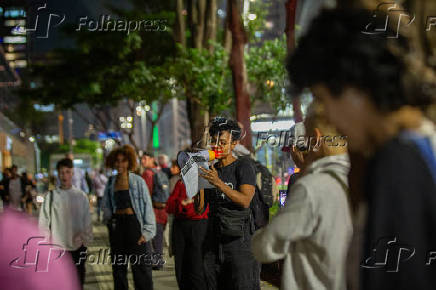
[84,215,277,290]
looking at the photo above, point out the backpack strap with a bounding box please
[322,170,350,197]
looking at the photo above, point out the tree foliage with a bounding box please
[246,36,288,112]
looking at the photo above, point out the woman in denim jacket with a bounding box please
[103,145,156,290]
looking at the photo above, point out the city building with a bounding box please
[0,1,28,70]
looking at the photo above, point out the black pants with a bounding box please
[96,196,103,221]
[69,245,87,288]
[108,214,153,290]
[152,223,165,268]
[173,218,208,290]
[203,220,260,290]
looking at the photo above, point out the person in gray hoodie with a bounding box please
[251,101,352,290]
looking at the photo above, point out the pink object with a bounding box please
[0,209,80,290]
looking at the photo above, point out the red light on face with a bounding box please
[211,146,223,158]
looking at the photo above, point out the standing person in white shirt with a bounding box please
[251,102,352,290]
[39,158,93,288]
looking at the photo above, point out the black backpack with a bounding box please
[151,169,170,203]
[240,157,274,230]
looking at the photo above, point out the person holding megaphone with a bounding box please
[195,117,260,290]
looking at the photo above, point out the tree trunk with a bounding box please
[175,0,186,47]
[285,0,303,123]
[204,0,217,52]
[184,0,210,147]
[228,0,252,150]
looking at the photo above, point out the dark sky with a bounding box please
[27,0,131,53]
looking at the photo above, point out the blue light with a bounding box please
[4,8,26,18]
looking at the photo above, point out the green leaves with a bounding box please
[172,43,233,115]
[246,36,288,112]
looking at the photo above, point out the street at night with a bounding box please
[1,0,436,290]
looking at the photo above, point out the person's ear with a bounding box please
[314,128,322,140]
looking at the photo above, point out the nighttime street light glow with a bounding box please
[120,116,133,129]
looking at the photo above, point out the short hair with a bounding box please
[208,117,242,141]
[287,8,435,112]
[105,145,138,171]
[142,151,153,158]
[158,154,169,164]
[56,158,73,171]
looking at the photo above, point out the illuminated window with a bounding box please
[4,19,26,26]
[4,8,26,18]
[14,60,27,67]
[5,53,26,60]
[6,44,26,52]
[4,36,26,44]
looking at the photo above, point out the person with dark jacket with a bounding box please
[287,8,436,290]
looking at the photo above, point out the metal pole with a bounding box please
[141,108,147,150]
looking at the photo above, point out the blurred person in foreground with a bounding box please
[197,117,260,290]
[166,161,209,290]
[1,207,80,290]
[93,168,108,222]
[251,102,352,290]
[103,145,156,290]
[39,158,93,288]
[288,8,436,290]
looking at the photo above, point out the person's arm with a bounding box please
[82,194,93,246]
[166,181,182,214]
[194,189,206,213]
[199,162,255,208]
[138,177,156,243]
[102,179,112,224]
[81,175,90,193]
[38,191,52,235]
[251,183,316,263]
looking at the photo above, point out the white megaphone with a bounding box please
[177,150,216,170]
[177,150,216,198]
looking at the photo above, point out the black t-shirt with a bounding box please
[205,157,256,215]
[362,135,436,290]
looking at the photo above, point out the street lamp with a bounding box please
[120,116,133,129]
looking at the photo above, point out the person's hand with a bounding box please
[138,235,146,245]
[199,166,222,187]
[181,198,193,206]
